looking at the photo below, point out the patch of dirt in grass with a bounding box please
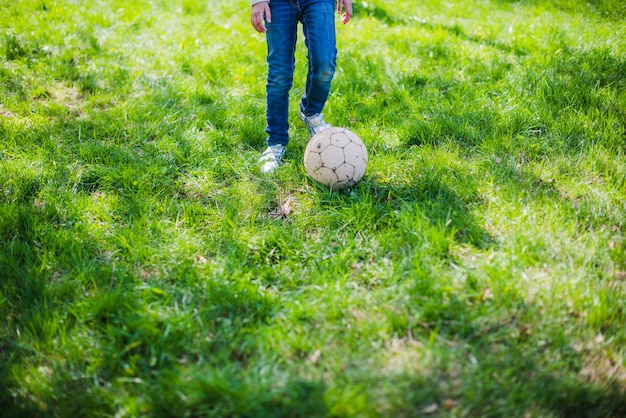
[576,335,626,387]
[0,104,17,118]
[380,336,431,376]
[50,85,84,113]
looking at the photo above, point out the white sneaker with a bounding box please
[298,107,331,137]
[259,144,286,174]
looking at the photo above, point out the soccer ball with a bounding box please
[303,127,368,190]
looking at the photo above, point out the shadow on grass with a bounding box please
[309,174,493,253]
[457,334,626,417]
[379,280,626,416]
[494,0,626,18]
[0,204,119,416]
[456,340,626,416]
[353,0,625,25]
[352,2,403,25]
[386,178,493,250]
[148,371,328,418]
[399,45,625,216]
[0,205,288,416]
[405,47,625,151]
[0,100,284,416]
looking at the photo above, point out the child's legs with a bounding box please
[265,0,298,146]
[300,0,337,116]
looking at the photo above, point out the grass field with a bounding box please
[1,0,625,416]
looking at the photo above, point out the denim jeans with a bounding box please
[265,0,337,146]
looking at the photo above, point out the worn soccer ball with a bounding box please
[303,127,368,190]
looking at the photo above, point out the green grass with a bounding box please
[1,0,625,416]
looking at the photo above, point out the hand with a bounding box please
[251,1,271,33]
[337,0,353,24]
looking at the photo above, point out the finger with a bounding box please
[252,16,263,32]
[342,2,353,24]
[255,22,266,33]
[265,4,271,23]
[251,12,259,31]
[251,11,266,33]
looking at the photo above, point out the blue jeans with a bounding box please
[265,0,337,146]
